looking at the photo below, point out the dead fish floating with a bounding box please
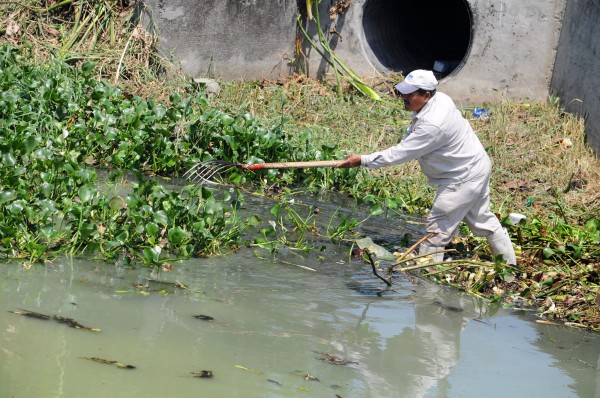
[193,314,230,326]
[145,278,188,289]
[8,309,101,332]
[8,309,50,321]
[191,370,213,378]
[433,300,464,312]
[314,352,358,366]
[194,315,214,321]
[289,371,320,381]
[82,357,136,369]
[53,315,102,331]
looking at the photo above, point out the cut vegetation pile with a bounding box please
[0,0,598,331]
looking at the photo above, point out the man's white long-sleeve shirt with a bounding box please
[361,92,490,186]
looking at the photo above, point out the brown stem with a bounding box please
[364,250,392,286]
[395,232,434,262]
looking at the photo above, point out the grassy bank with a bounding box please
[1,1,598,330]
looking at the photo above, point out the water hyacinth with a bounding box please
[0,47,253,264]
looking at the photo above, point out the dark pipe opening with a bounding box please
[362,0,472,79]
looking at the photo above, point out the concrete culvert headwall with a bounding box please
[143,0,562,103]
[362,0,472,78]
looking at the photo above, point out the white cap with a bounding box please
[394,70,438,94]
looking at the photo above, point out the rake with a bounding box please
[183,159,344,184]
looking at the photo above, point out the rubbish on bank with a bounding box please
[473,108,491,119]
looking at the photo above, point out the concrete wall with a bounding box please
[438,0,565,103]
[550,0,600,154]
[143,0,299,78]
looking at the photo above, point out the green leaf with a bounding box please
[106,240,123,250]
[143,246,161,264]
[259,228,276,237]
[220,114,235,126]
[246,215,261,226]
[79,222,97,239]
[115,231,129,244]
[586,218,599,233]
[40,182,54,198]
[109,196,126,211]
[369,204,384,216]
[153,104,167,118]
[125,194,140,209]
[146,222,159,236]
[81,61,95,74]
[228,172,243,185]
[2,153,16,167]
[167,226,187,245]
[23,136,40,153]
[203,200,223,215]
[78,184,95,203]
[0,190,17,205]
[169,93,181,105]
[270,203,282,217]
[542,247,555,258]
[153,210,169,226]
[385,198,399,210]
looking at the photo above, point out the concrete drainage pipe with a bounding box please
[362,0,473,78]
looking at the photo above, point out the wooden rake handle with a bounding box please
[242,160,344,170]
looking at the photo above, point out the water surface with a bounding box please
[1,252,598,398]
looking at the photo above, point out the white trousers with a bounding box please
[425,161,502,248]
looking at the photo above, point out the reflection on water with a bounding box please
[0,252,598,398]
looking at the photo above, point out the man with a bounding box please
[337,69,516,265]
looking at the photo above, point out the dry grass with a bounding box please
[1,0,189,101]
[477,98,599,220]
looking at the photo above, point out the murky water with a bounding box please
[1,253,598,398]
[1,183,599,398]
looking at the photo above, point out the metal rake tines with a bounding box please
[183,160,240,184]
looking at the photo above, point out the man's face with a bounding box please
[401,91,430,112]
